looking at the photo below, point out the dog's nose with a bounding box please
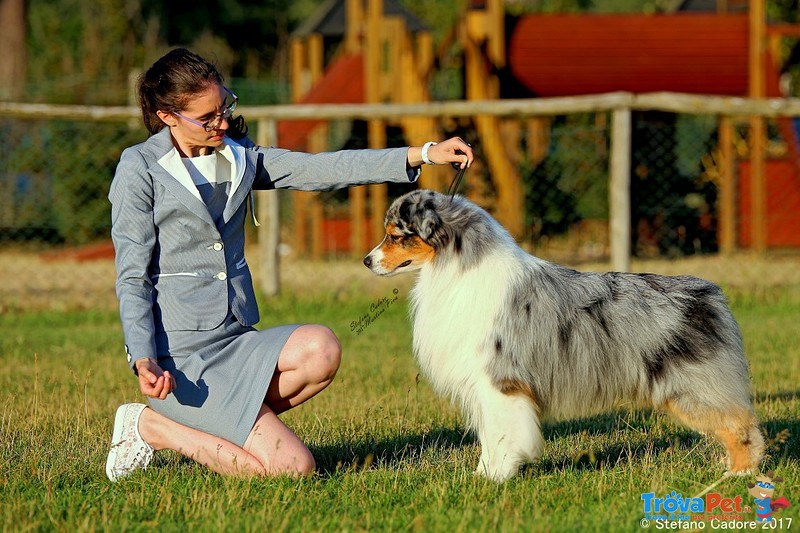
[363,255,372,268]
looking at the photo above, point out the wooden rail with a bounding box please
[7,92,800,120]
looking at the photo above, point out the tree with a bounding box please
[0,0,26,101]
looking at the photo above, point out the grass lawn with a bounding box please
[0,256,798,531]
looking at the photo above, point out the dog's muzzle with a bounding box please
[363,248,395,276]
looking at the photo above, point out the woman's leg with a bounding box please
[242,403,316,475]
[136,324,340,478]
[265,324,342,414]
[235,324,341,474]
[136,407,265,476]
[137,404,315,477]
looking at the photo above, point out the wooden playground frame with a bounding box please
[284,0,800,259]
[287,0,448,258]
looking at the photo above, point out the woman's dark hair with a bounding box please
[137,48,247,139]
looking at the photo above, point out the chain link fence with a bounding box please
[631,112,720,258]
[2,96,800,312]
[1,118,144,245]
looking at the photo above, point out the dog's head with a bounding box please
[363,190,451,276]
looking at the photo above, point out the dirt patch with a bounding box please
[0,251,119,313]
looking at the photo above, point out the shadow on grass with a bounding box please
[759,422,800,466]
[530,409,702,476]
[311,409,704,477]
[532,405,799,474]
[523,436,692,477]
[312,425,476,476]
[313,401,800,478]
[156,402,798,478]
[754,389,799,466]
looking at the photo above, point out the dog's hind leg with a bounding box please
[473,378,544,482]
[659,397,764,475]
[714,421,764,475]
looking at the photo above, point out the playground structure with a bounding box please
[281,0,800,257]
[282,0,449,257]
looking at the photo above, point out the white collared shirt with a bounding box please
[156,138,248,215]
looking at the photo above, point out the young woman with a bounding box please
[105,48,472,481]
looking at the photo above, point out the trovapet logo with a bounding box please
[641,491,745,521]
[640,471,792,530]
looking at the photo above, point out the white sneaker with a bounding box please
[105,403,154,482]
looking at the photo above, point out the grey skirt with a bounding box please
[148,312,299,446]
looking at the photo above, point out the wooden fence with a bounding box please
[3,91,798,295]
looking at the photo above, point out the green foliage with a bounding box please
[141,0,312,75]
[27,0,140,104]
[675,114,718,178]
[24,0,321,105]
[0,287,797,530]
[47,123,143,244]
[21,0,800,106]
[522,114,609,241]
[0,118,144,244]
[398,0,463,42]
[548,115,609,220]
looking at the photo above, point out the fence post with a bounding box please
[609,106,632,272]
[127,69,141,130]
[256,118,280,296]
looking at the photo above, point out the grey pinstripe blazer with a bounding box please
[109,127,418,370]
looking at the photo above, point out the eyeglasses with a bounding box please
[173,86,238,132]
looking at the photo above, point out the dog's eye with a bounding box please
[388,234,403,243]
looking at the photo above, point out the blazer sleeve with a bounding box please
[108,147,158,371]
[249,144,421,191]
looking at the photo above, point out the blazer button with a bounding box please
[216,272,227,281]
[213,242,223,251]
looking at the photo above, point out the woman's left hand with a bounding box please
[409,137,474,169]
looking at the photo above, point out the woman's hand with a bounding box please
[135,358,177,400]
[408,137,474,169]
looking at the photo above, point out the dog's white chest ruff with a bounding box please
[410,256,516,402]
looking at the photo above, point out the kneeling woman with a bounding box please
[105,48,472,480]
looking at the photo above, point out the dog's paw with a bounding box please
[473,461,517,483]
[723,468,753,478]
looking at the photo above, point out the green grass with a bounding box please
[1,284,798,532]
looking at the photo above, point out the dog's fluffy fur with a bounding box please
[364,189,764,482]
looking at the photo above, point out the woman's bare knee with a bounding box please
[288,325,342,383]
[252,442,316,477]
[309,325,342,381]
[288,448,316,477]
[245,404,317,477]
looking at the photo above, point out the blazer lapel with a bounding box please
[153,154,217,228]
[220,138,256,224]
[141,129,217,228]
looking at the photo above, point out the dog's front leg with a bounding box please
[472,381,544,482]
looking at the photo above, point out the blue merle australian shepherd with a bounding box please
[363,189,764,482]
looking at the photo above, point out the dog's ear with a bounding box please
[392,192,449,248]
[411,198,450,249]
[414,200,442,241]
